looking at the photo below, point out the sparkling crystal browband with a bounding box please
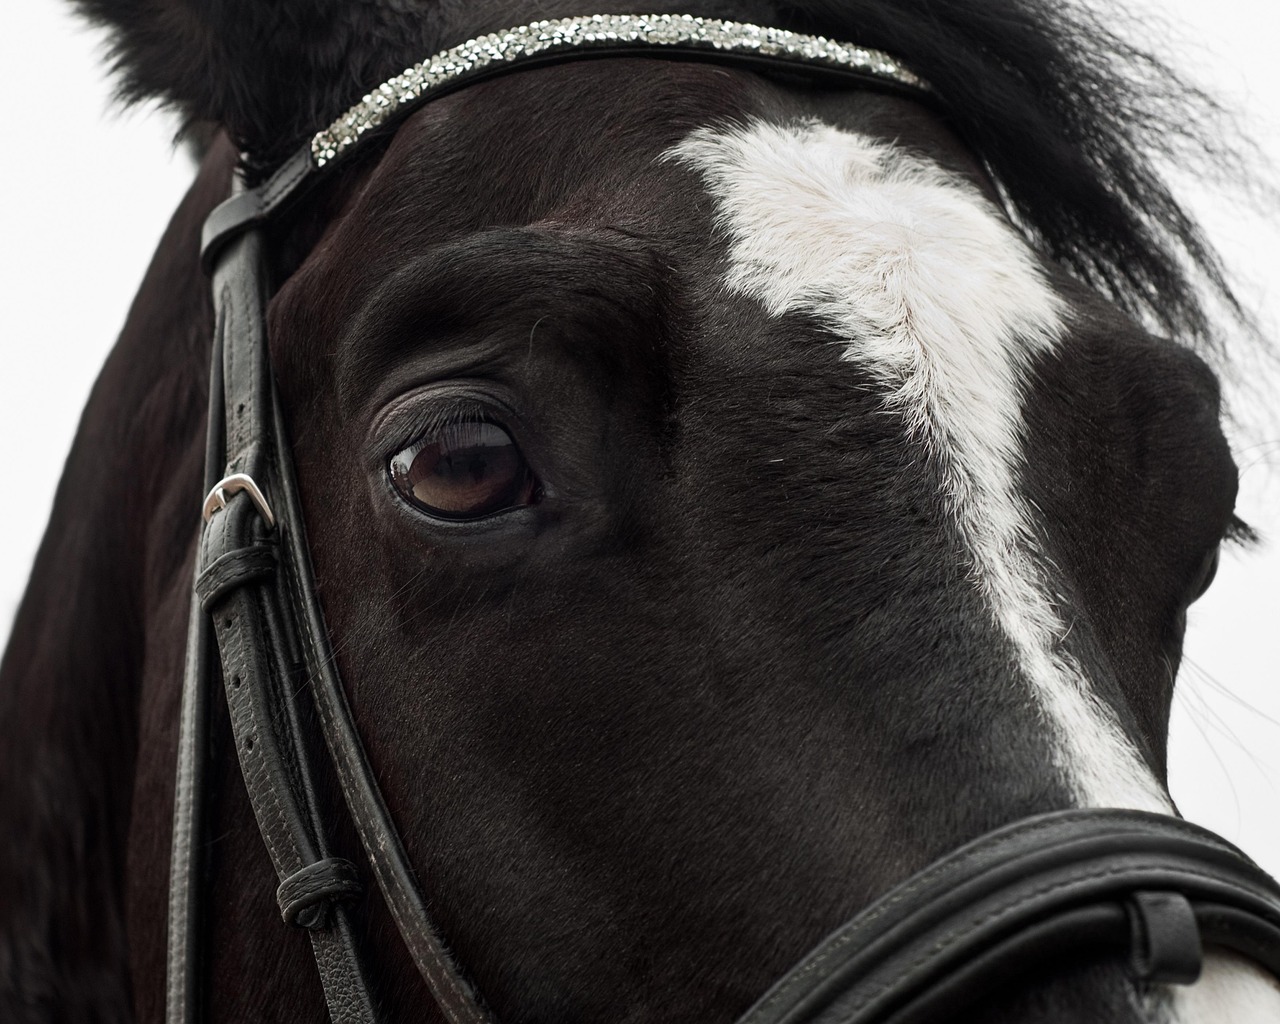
[311,13,929,167]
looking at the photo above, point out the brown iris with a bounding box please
[389,420,538,520]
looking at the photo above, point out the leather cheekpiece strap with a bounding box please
[165,320,230,1024]
[182,210,383,1024]
[175,170,494,1024]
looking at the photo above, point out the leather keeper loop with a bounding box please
[196,545,277,611]
[277,857,363,930]
[1127,890,1203,985]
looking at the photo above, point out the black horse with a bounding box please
[2,1,1278,1022]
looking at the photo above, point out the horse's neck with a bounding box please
[0,144,231,1020]
[0,383,147,1019]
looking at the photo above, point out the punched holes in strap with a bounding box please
[1127,891,1203,985]
[277,857,364,930]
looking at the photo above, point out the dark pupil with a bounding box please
[391,421,534,519]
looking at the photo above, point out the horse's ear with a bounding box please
[72,0,449,165]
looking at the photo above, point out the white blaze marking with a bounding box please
[1168,951,1280,1024]
[669,119,1167,812]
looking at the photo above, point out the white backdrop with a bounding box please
[1,3,1277,879]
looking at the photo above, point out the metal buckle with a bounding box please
[202,473,276,529]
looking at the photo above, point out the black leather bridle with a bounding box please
[168,15,1280,1024]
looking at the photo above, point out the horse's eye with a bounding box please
[389,420,538,520]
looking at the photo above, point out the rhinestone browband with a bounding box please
[311,13,930,167]
[200,13,931,269]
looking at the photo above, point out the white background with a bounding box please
[1,4,1277,878]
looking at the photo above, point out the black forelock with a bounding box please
[770,0,1262,357]
[74,0,1264,356]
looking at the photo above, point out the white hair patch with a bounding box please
[1168,950,1280,1024]
[668,119,1167,813]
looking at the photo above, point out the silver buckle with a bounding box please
[202,473,276,529]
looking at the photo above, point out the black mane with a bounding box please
[781,0,1254,354]
[73,0,1259,354]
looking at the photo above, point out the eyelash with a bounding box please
[388,396,505,450]
[1223,513,1257,549]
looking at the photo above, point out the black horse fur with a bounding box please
[0,1,1270,1022]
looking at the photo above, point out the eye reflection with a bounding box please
[389,420,538,520]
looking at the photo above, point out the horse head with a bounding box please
[3,1,1277,1022]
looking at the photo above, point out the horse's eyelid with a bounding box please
[388,397,497,448]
